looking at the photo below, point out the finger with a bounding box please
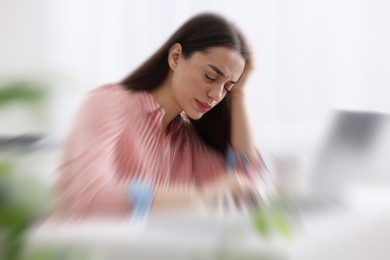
[232,191,245,211]
[221,190,243,212]
[244,188,263,210]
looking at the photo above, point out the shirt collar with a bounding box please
[135,90,163,114]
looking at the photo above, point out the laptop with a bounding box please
[296,110,388,213]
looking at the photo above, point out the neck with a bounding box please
[150,77,181,132]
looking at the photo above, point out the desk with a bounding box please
[286,184,390,260]
[26,184,390,260]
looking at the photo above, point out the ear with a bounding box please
[168,43,182,70]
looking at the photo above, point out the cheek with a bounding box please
[172,68,205,95]
[190,74,209,91]
[178,75,201,95]
[171,71,186,93]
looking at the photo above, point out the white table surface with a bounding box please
[26,184,390,260]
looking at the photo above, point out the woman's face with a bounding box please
[170,46,245,120]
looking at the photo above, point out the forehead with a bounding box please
[189,47,245,80]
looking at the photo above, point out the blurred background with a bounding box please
[1,0,390,259]
[1,0,390,170]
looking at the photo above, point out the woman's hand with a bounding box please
[197,174,262,211]
[151,174,262,213]
[230,47,255,95]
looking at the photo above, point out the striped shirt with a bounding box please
[54,83,263,218]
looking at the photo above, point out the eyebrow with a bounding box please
[208,64,237,84]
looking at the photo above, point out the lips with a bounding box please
[195,99,211,112]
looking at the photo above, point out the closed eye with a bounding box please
[205,74,217,81]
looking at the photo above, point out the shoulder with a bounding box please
[82,83,147,112]
[72,83,135,128]
[87,83,130,103]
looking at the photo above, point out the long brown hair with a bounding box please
[120,13,250,156]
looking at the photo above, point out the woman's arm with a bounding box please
[55,85,206,218]
[54,85,133,218]
[230,54,261,165]
[230,87,257,158]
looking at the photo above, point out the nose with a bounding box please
[207,84,225,103]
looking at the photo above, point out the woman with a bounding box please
[54,13,265,220]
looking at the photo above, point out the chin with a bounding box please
[185,111,204,120]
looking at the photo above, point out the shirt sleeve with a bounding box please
[55,85,133,218]
[226,145,268,181]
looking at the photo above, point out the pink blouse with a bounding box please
[54,83,263,218]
